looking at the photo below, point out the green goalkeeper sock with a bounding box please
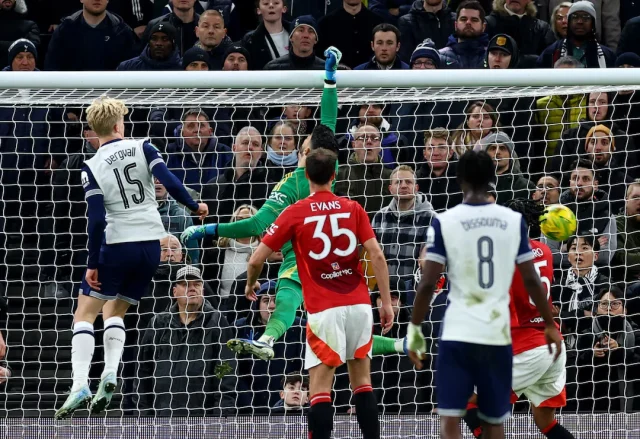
[262,286,302,341]
[372,335,403,356]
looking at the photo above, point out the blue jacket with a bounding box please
[117,45,181,71]
[536,39,616,68]
[166,137,232,194]
[354,55,410,70]
[45,10,137,71]
[234,314,305,411]
[438,33,490,69]
[0,100,65,182]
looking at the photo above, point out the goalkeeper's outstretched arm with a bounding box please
[180,47,342,244]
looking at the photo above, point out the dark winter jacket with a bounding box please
[288,0,342,20]
[196,35,233,70]
[0,0,40,56]
[200,164,272,224]
[438,33,490,69]
[486,1,555,55]
[144,11,200,56]
[45,11,137,71]
[242,20,292,70]
[165,137,232,195]
[612,214,640,282]
[354,55,410,70]
[335,154,393,217]
[117,45,181,71]
[134,300,237,417]
[316,7,383,69]
[398,1,456,60]
[263,50,325,70]
[494,169,535,205]
[372,193,435,278]
[537,39,616,68]
[618,16,640,56]
[415,161,463,212]
[369,0,414,25]
[148,108,234,151]
[234,309,305,411]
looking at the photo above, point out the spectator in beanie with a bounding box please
[144,0,199,56]
[117,22,181,71]
[486,0,554,56]
[617,16,640,57]
[316,0,383,69]
[0,0,39,55]
[538,0,620,51]
[410,38,441,69]
[551,2,572,40]
[398,0,456,60]
[182,45,212,70]
[537,1,616,68]
[438,1,490,69]
[2,38,37,71]
[194,10,232,70]
[355,23,409,70]
[45,0,137,71]
[264,15,324,70]
[242,0,291,71]
[484,34,519,69]
[222,45,250,71]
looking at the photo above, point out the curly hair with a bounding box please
[504,198,546,239]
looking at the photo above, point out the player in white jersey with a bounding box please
[55,97,207,420]
[406,150,562,439]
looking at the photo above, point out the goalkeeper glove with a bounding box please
[324,46,342,82]
[180,224,217,244]
[407,322,426,357]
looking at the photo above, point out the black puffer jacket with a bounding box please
[0,0,39,55]
[263,50,325,70]
[242,20,292,70]
[397,1,455,61]
[486,1,555,55]
[560,189,612,239]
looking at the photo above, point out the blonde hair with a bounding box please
[86,96,128,137]
[390,164,415,182]
[551,2,572,38]
[626,179,640,199]
[217,204,259,247]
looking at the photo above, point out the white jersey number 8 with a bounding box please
[304,213,357,260]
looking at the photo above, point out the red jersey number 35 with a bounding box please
[304,213,357,260]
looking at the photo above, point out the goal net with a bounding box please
[0,70,639,438]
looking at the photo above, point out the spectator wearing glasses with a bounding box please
[335,124,393,216]
[410,38,441,69]
[532,175,562,206]
[577,286,640,412]
[537,1,616,68]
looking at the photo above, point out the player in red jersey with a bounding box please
[246,148,394,439]
[464,199,575,439]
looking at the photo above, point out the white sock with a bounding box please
[71,321,95,392]
[102,316,125,379]
[394,338,405,354]
[258,334,275,347]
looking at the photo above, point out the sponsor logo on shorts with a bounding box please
[321,268,352,280]
[530,317,544,323]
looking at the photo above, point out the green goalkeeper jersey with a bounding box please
[216,83,338,284]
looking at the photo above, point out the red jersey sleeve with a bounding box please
[261,206,296,252]
[354,201,376,244]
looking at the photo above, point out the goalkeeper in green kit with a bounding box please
[181,47,408,361]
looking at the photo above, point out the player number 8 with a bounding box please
[304,213,357,261]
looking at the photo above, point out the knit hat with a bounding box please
[290,15,318,42]
[479,131,515,155]
[586,124,615,150]
[485,34,519,68]
[223,44,251,68]
[410,38,441,68]
[149,22,177,44]
[568,1,597,22]
[256,280,277,296]
[182,46,211,70]
[615,52,640,68]
[174,265,203,283]
[8,38,37,65]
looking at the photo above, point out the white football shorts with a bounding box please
[512,342,567,408]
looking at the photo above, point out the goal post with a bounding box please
[0,70,639,437]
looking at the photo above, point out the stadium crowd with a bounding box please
[0,0,640,419]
